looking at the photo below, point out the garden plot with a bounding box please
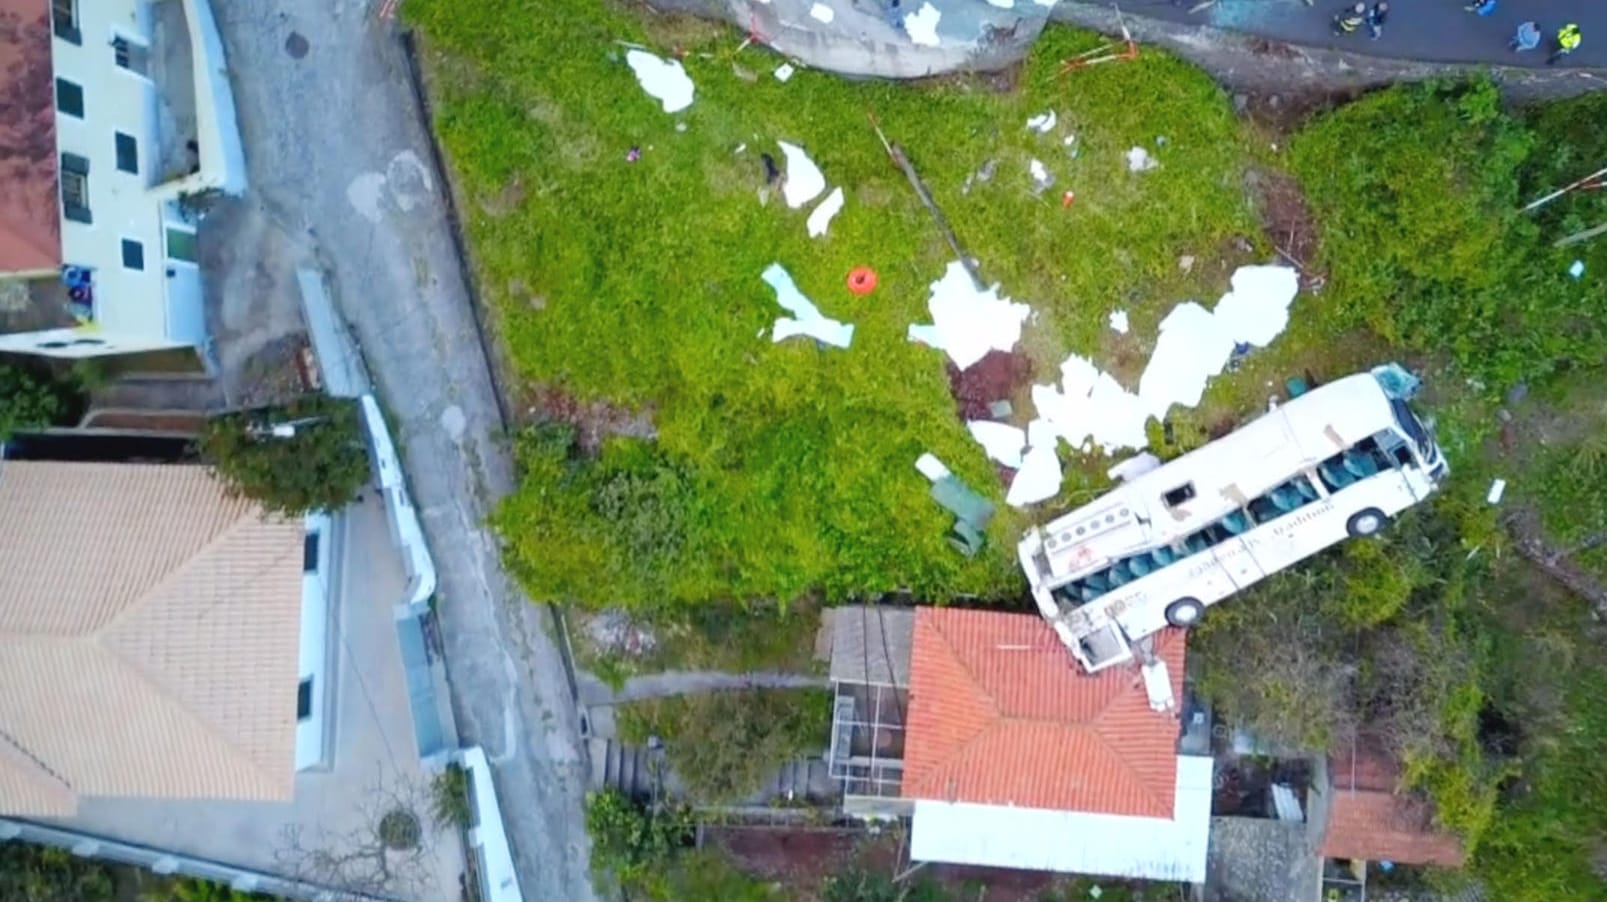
[411,0,1289,606]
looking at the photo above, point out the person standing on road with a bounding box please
[1367,2,1389,40]
[1464,0,1496,16]
[1549,23,1583,64]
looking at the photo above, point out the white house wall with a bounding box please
[295,513,333,771]
[30,0,242,358]
[909,755,1214,883]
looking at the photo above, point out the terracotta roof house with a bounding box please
[1321,745,1464,868]
[828,606,1211,882]
[0,458,309,816]
[0,0,245,364]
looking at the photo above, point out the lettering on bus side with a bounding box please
[1269,501,1335,536]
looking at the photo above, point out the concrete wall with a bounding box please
[459,746,524,902]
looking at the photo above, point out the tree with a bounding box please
[0,364,60,440]
[0,842,114,902]
[273,776,444,900]
[198,393,370,517]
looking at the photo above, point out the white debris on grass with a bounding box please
[908,261,1032,371]
[761,263,854,348]
[905,2,943,46]
[810,2,836,22]
[777,141,826,209]
[625,50,694,114]
[1029,159,1049,183]
[1487,478,1507,505]
[915,453,952,482]
[1125,146,1159,172]
[1028,264,1299,458]
[1569,259,1586,278]
[1007,441,1063,507]
[1138,265,1299,419]
[1026,111,1057,133]
[806,187,845,238]
[774,62,796,82]
[967,420,1027,469]
[1108,309,1129,334]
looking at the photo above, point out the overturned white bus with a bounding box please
[1019,366,1448,674]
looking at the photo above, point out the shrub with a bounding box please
[0,842,114,902]
[615,689,832,802]
[0,364,61,440]
[585,789,695,890]
[430,764,473,829]
[197,393,370,517]
[1292,77,1601,390]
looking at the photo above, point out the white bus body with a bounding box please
[1018,368,1448,674]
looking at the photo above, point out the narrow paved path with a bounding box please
[212,3,595,899]
[579,670,831,706]
[1100,0,1607,68]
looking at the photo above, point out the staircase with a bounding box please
[587,737,838,807]
[90,375,225,414]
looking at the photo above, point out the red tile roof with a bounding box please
[901,608,1185,817]
[0,2,63,273]
[1321,747,1464,867]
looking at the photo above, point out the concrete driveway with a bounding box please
[208,2,596,898]
[55,498,465,901]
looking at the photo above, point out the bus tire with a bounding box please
[1165,598,1205,628]
[1347,508,1388,537]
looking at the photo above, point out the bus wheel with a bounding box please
[1165,598,1205,628]
[1347,508,1388,537]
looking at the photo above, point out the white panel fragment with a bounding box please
[1007,442,1062,508]
[967,420,1027,469]
[906,3,943,46]
[625,50,694,114]
[907,261,1032,371]
[761,263,853,348]
[777,141,826,209]
[806,187,845,238]
[810,2,836,22]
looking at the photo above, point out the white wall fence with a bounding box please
[0,819,388,902]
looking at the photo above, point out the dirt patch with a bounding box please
[1235,84,1369,136]
[706,825,862,898]
[1245,166,1325,291]
[523,385,657,451]
[946,349,1034,421]
[235,333,312,408]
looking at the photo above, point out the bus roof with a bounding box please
[1034,373,1397,583]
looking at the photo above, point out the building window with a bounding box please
[115,133,138,174]
[121,239,144,270]
[166,226,197,263]
[59,153,91,224]
[296,678,313,721]
[54,78,83,118]
[52,0,79,44]
[303,533,320,573]
[112,36,150,76]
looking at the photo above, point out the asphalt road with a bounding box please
[211,2,597,899]
[1113,0,1604,68]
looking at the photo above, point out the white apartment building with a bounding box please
[0,0,244,363]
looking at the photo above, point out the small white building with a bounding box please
[0,0,244,364]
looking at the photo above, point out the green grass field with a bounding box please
[402,0,1363,607]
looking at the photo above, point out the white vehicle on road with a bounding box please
[1019,366,1448,673]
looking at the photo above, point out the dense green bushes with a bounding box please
[197,394,370,517]
[1292,78,1602,391]
[615,689,832,802]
